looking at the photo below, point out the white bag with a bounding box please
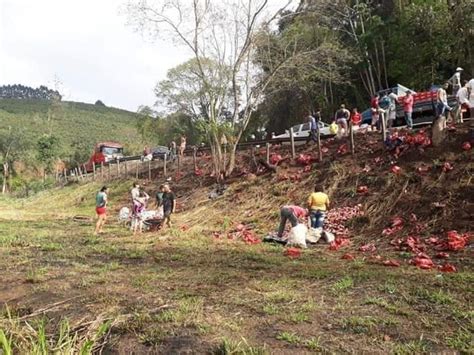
[323,231,335,244]
[306,227,323,244]
[118,207,130,222]
[287,224,307,249]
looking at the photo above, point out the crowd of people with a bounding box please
[94,182,176,236]
[93,69,473,239]
[305,68,473,140]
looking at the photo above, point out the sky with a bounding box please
[0,0,190,112]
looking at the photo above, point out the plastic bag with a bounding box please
[329,122,338,135]
[287,224,307,248]
[118,207,130,221]
[324,231,335,244]
[306,227,322,244]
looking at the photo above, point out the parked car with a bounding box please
[274,121,334,145]
[151,146,171,160]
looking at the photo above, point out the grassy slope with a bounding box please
[0,126,472,353]
[0,99,141,158]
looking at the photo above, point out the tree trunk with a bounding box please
[2,162,9,194]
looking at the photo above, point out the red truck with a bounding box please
[84,142,124,172]
[362,84,458,127]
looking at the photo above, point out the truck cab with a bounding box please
[85,142,124,171]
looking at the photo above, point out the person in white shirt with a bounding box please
[448,67,463,95]
[456,81,473,119]
[436,82,452,119]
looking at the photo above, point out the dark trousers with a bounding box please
[278,207,298,237]
[307,129,318,143]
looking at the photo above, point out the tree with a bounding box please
[95,100,106,106]
[37,135,60,174]
[127,0,301,178]
[0,127,28,194]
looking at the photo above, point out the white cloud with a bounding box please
[0,0,191,111]
[0,0,294,111]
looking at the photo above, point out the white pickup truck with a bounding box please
[274,121,334,145]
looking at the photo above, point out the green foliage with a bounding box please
[37,135,60,172]
[0,99,141,165]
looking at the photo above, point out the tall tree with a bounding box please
[127,0,304,178]
[0,127,28,194]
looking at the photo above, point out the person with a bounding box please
[142,145,152,161]
[307,185,330,229]
[131,190,150,235]
[448,67,463,95]
[161,183,176,228]
[370,94,380,131]
[156,184,164,208]
[179,136,186,158]
[351,108,362,126]
[402,91,414,129]
[436,82,452,119]
[456,80,473,120]
[334,104,350,136]
[131,182,140,204]
[306,111,318,143]
[387,92,398,129]
[277,205,308,238]
[169,141,177,161]
[94,186,109,235]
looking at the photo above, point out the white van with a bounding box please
[274,121,334,145]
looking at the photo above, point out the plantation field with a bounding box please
[0,99,142,160]
[0,178,472,354]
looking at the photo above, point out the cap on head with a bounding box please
[456,67,463,71]
[340,104,345,108]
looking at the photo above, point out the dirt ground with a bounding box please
[0,125,472,354]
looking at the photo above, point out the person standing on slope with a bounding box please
[94,186,109,235]
[402,91,414,129]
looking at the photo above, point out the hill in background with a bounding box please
[0,98,142,165]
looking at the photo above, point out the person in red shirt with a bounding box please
[403,91,414,129]
[277,205,308,238]
[351,108,362,126]
[370,95,380,131]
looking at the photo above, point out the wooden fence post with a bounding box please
[63,169,67,183]
[289,128,296,159]
[100,162,104,179]
[381,110,387,143]
[74,168,80,181]
[83,164,88,180]
[266,142,270,164]
[116,160,120,177]
[92,162,96,180]
[148,160,151,181]
[164,154,167,177]
[124,161,128,176]
[193,147,197,170]
[317,127,322,161]
[350,121,355,155]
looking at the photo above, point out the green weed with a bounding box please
[216,337,268,355]
[445,330,472,352]
[276,331,301,345]
[331,276,354,294]
[393,339,429,354]
[304,337,322,351]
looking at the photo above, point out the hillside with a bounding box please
[0,124,472,353]
[0,98,141,163]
